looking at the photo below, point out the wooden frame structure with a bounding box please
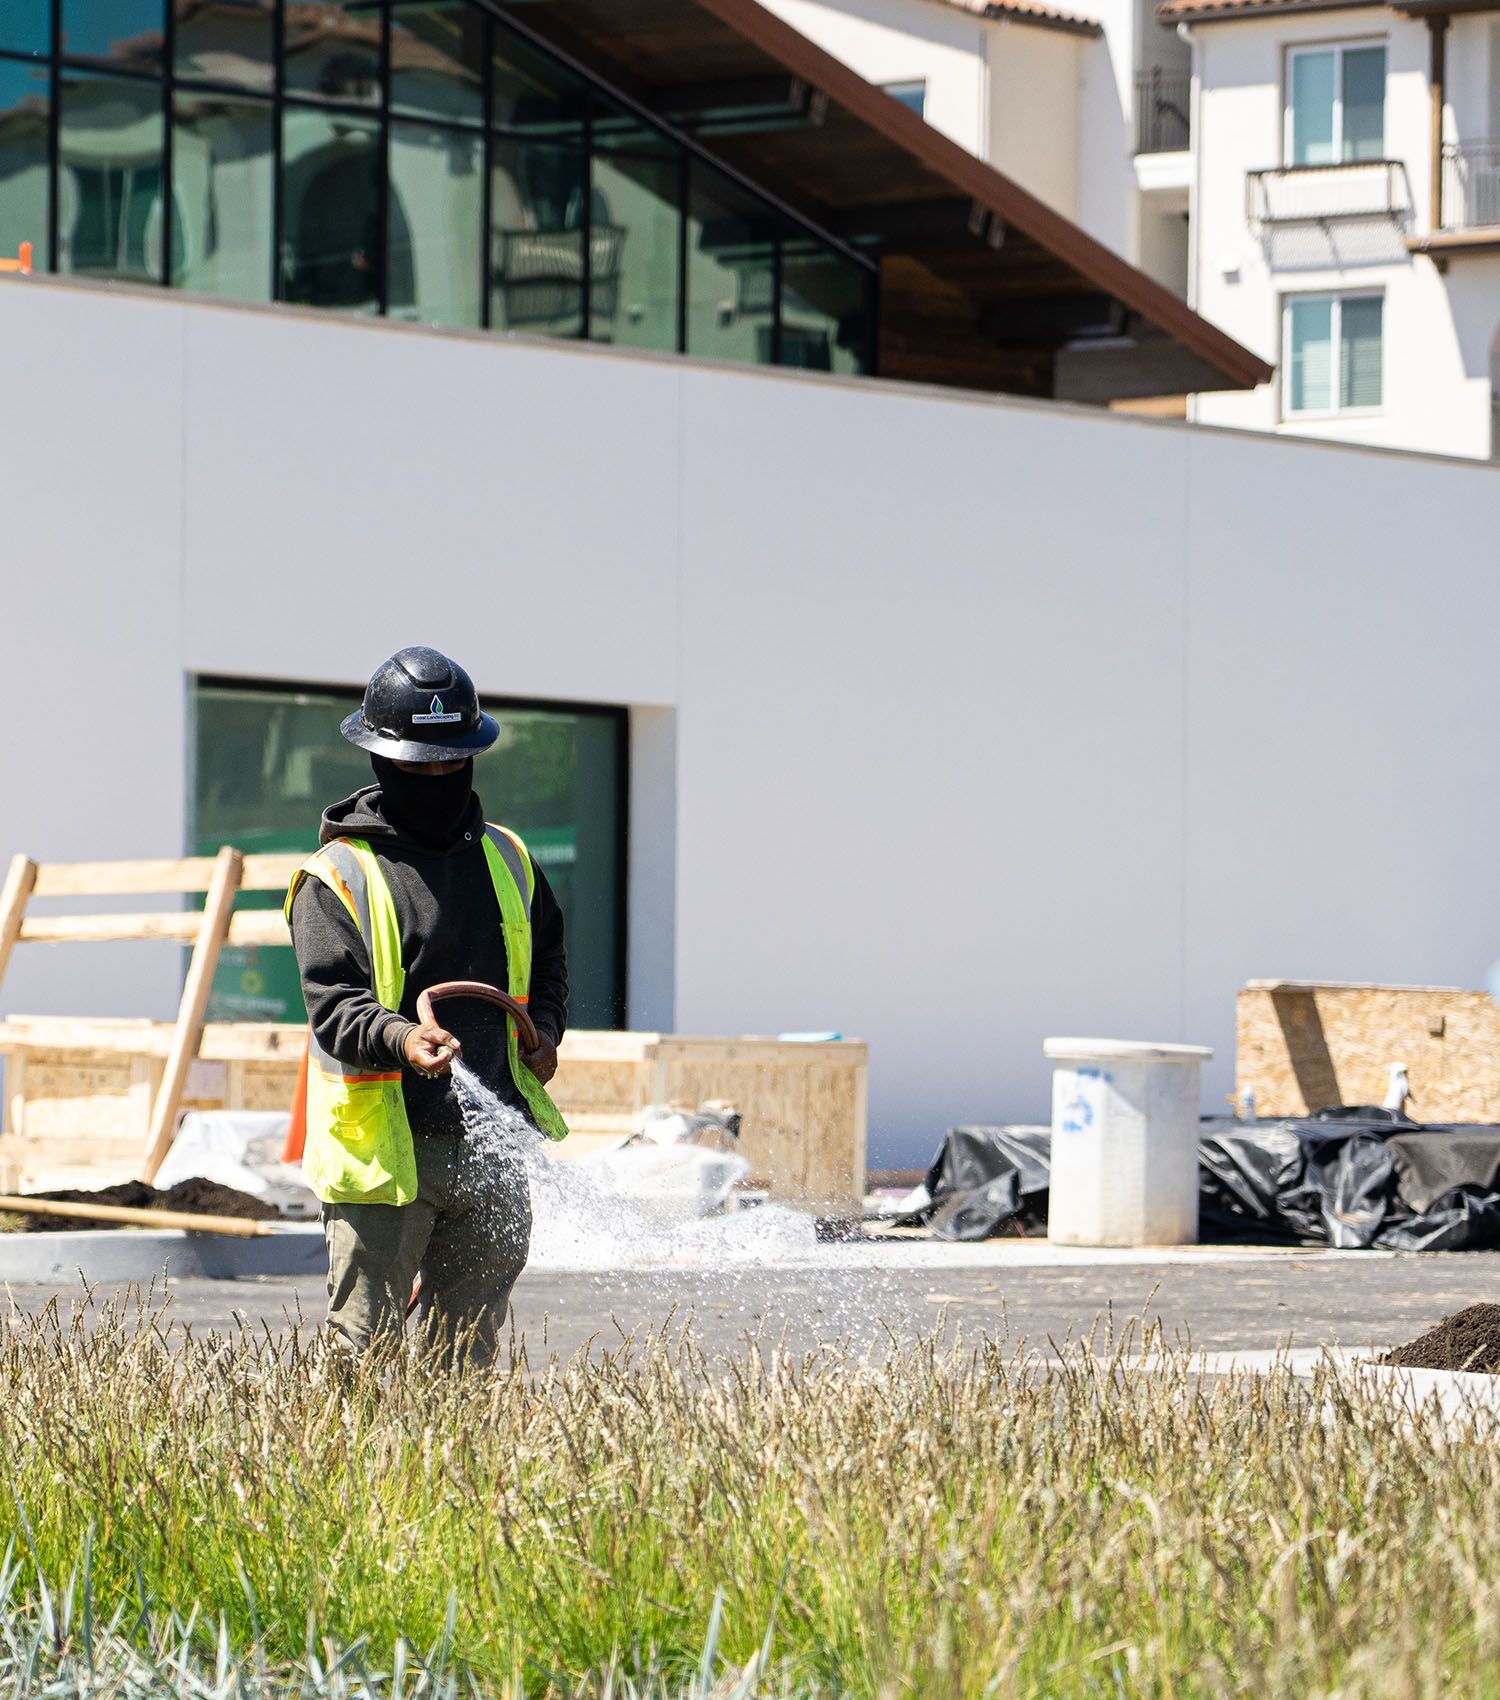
[0,851,870,1214]
[0,850,302,1184]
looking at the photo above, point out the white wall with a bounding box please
[5,280,1500,1168]
[1190,11,1500,458]
[987,21,1084,220]
[758,0,989,154]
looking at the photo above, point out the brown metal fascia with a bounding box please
[691,0,1275,389]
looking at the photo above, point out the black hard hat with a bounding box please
[340,647,500,762]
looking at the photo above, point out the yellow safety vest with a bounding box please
[284,823,569,1206]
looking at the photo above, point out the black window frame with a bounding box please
[0,0,878,371]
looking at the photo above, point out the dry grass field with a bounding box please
[7,1292,1500,1698]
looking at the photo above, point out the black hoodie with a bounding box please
[287,784,568,1139]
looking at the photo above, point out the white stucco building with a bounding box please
[1171,0,1500,457]
[757,0,1196,297]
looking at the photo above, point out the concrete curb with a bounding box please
[0,1224,327,1284]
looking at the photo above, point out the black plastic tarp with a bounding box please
[907,1113,1500,1248]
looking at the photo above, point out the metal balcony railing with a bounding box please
[1247,160,1409,226]
[1135,67,1190,155]
[1440,141,1500,231]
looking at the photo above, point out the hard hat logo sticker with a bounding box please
[409,693,462,727]
[412,693,464,726]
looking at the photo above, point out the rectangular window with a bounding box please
[60,0,163,70]
[192,681,627,1029]
[1287,44,1386,165]
[0,2,50,58]
[57,70,167,283]
[685,158,777,366]
[280,107,382,310]
[883,80,926,119]
[591,104,681,353]
[388,119,483,327]
[1285,292,1382,415]
[0,57,49,261]
[171,90,274,301]
[174,0,274,93]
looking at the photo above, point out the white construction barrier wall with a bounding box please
[3,276,1499,1166]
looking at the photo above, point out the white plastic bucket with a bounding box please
[1043,1038,1212,1247]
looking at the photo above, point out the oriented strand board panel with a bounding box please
[1237,982,1500,1121]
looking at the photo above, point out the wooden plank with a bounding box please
[227,911,292,948]
[4,1052,23,1139]
[16,909,287,947]
[0,854,38,998]
[20,913,202,944]
[240,853,306,891]
[139,846,244,1184]
[0,1193,272,1237]
[32,857,220,897]
[0,1019,175,1056]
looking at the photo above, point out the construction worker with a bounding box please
[286,646,569,1361]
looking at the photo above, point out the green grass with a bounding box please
[6,1293,1500,1697]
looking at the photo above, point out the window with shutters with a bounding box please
[1283,291,1383,416]
[1285,43,1386,167]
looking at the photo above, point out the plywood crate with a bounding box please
[1237,980,1500,1121]
[0,1021,868,1213]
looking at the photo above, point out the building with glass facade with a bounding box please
[0,1,873,373]
[0,0,1268,395]
[0,1,1315,1161]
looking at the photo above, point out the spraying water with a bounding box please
[449,1060,819,1271]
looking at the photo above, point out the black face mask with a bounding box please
[371,755,475,848]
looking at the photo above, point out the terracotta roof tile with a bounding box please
[1155,0,1377,22]
[928,0,1104,35]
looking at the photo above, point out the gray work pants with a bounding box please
[322,1131,532,1366]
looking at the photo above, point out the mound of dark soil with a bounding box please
[8,1179,281,1232]
[1381,1304,1500,1373]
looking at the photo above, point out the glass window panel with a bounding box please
[1340,294,1382,408]
[491,22,585,138]
[389,119,481,326]
[489,135,585,335]
[1342,46,1386,162]
[192,683,625,1029]
[1290,50,1335,166]
[281,107,382,310]
[57,71,166,282]
[60,0,163,70]
[883,80,925,118]
[686,160,777,366]
[0,2,51,58]
[391,1,484,125]
[779,236,871,374]
[174,0,273,93]
[591,115,680,353]
[283,2,382,107]
[0,58,50,262]
[1288,296,1333,413]
[171,90,272,301]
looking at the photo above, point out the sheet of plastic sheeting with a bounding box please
[902,1125,1051,1242]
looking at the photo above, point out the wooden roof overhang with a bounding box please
[487,0,1273,400]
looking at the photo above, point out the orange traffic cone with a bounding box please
[282,1041,309,1163]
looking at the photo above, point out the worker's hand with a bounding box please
[404,1021,461,1077]
[521,1034,558,1086]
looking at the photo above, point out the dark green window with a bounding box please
[57,71,169,283]
[174,0,274,93]
[0,58,48,260]
[0,1,49,59]
[3,0,876,362]
[686,160,776,366]
[193,681,627,1031]
[171,90,273,300]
